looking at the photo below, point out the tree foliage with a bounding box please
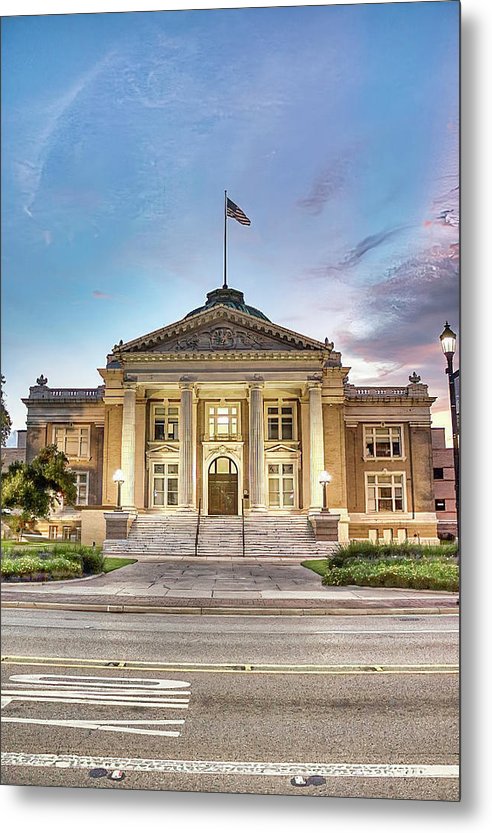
[2,444,77,537]
[1,375,12,447]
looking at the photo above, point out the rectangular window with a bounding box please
[433,467,444,480]
[268,462,296,509]
[75,472,89,505]
[364,425,402,459]
[366,473,405,513]
[153,404,179,441]
[53,426,89,459]
[207,404,239,439]
[62,526,71,541]
[49,525,58,540]
[267,404,294,441]
[435,499,446,511]
[152,462,179,508]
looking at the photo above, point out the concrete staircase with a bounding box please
[104,512,337,559]
[197,515,243,557]
[244,515,337,558]
[103,513,197,557]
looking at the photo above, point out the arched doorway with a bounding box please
[208,457,238,515]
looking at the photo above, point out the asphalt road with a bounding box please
[1,610,459,801]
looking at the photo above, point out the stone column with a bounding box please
[121,386,136,509]
[249,381,266,510]
[178,382,194,509]
[308,381,325,511]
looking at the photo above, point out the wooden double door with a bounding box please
[208,457,238,515]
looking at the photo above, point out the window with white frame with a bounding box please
[268,463,295,508]
[266,403,295,441]
[207,404,239,439]
[75,472,89,505]
[152,462,179,507]
[152,404,179,441]
[364,425,402,459]
[53,426,89,458]
[366,473,405,513]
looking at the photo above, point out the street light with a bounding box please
[112,468,125,511]
[439,322,459,523]
[318,471,332,513]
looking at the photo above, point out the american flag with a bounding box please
[226,197,251,226]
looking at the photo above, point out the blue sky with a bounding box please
[1,2,459,442]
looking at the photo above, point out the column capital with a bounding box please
[122,381,137,392]
[179,375,196,391]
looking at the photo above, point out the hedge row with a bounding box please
[322,558,458,592]
[1,545,105,580]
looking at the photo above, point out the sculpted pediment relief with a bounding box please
[118,307,326,355]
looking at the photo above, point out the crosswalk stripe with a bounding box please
[0,752,459,779]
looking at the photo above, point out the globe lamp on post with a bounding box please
[439,322,459,521]
[318,471,332,513]
[112,469,125,511]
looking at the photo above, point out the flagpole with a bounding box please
[223,189,228,289]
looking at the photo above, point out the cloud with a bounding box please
[92,290,112,299]
[343,244,459,365]
[341,226,408,268]
[297,157,350,215]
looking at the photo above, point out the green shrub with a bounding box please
[329,540,458,567]
[321,558,458,592]
[1,554,82,580]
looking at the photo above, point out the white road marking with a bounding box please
[312,629,459,635]
[8,673,190,690]
[2,718,185,738]
[2,673,192,720]
[0,752,459,779]
[1,695,189,709]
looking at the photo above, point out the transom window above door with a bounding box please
[207,404,239,439]
[152,403,179,441]
[266,404,295,441]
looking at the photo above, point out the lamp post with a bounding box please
[112,469,125,511]
[439,322,459,522]
[318,471,332,513]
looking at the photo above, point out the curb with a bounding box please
[1,600,459,617]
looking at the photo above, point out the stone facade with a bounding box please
[19,286,439,545]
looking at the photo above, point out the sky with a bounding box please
[1,1,459,444]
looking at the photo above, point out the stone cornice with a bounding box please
[115,350,327,364]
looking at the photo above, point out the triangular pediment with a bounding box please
[115,305,328,356]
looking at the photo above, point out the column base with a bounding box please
[249,504,268,512]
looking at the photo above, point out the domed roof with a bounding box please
[184,286,271,322]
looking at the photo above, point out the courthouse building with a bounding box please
[21,284,440,550]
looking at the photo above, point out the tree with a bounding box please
[2,444,77,539]
[1,375,12,446]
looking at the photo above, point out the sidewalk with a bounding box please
[0,559,458,616]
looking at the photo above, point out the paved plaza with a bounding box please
[2,559,458,604]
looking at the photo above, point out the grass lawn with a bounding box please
[103,557,137,573]
[301,559,327,577]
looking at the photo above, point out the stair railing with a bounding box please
[195,499,201,557]
[241,497,245,557]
